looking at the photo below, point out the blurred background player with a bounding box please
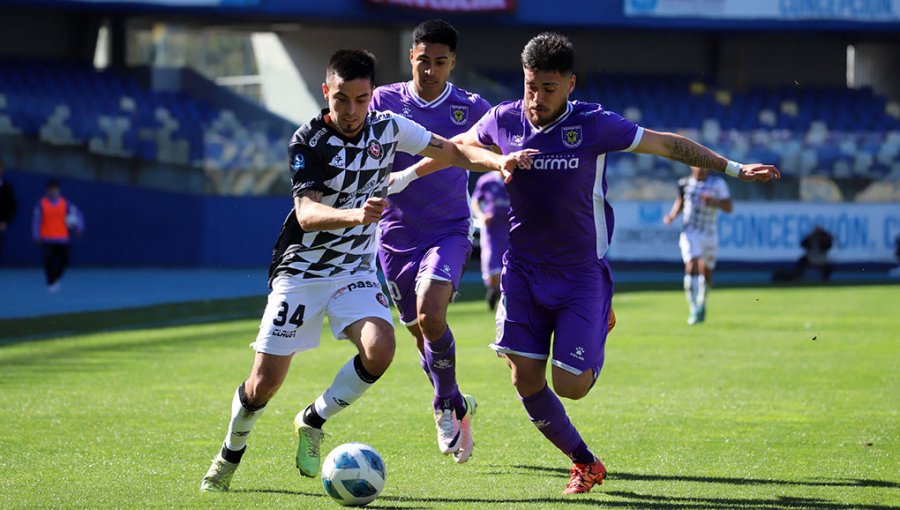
[470,171,509,311]
[0,160,17,260]
[394,31,780,494]
[200,48,533,493]
[370,19,491,463]
[32,178,83,292]
[796,224,834,282]
[663,165,733,325]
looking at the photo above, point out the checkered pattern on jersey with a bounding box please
[270,113,403,282]
[679,176,728,235]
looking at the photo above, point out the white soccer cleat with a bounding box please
[434,407,461,455]
[200,453,239,493]
[453,394,477,464]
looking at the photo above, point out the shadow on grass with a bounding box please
[0,296,263,345]
[236,483,900,510]
[513,464,899,489]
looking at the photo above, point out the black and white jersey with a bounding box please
[678,175,730,235]
[268,109,432,284]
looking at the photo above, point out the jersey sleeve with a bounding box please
[369,86,385,112]
[677,177,688,199]
[595,109,643,153]
[392,114,432,155]
[716,178,731,200]
[287,141,327,198]
[474,106,499,148]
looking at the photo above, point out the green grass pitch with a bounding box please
[0,284,897,509]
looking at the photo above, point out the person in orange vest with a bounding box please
[32,179,83,293]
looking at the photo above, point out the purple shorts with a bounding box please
[492,253,614,376]
[480,228,508,285]
[378,233,472,325]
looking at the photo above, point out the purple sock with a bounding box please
[424,327,464,415]
[418,352,434,387]
[521,384,594,464]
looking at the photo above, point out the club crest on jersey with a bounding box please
[292,153,305,172]
[561,126,582,148]
[367,139,384,160]
[450,105,468,126]
[376,292,390,308]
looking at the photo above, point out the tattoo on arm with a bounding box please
[427,135,445,149]
[670,138,720,169]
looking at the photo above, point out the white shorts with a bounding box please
[679,231,718,269]
[251,273,394,356]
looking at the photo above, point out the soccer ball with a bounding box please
[321,442,386,507]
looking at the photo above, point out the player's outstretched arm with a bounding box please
[389,130,534,195]
[294,191,386,231]
[634,129,781,183]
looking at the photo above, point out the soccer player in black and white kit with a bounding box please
[664,165,733,325]
[200,49,534,493]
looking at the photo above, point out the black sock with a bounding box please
[220,444,246,464]
[302,404,326,429]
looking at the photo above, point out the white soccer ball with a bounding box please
[321,442,386,507]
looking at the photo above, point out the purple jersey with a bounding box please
[371,81,491,253]
[472,172,510,263]
[475,100,642,268]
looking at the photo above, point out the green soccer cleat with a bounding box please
[200,454,239,493]
[294,412,324,477]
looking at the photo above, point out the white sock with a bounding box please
[696,275,707,309]
[314,356,376,420]
[684,274,697,312]
[224,385,266,452]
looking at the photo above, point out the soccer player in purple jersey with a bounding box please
[664,165,733,325]
[370,20,492,463]
[471,171,510,311]
[392,32,780,494]
[199,49,534,493]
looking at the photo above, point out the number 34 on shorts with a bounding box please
[251,275,393,356]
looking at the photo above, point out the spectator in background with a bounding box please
[796,224,833,282]
[471,171,510,311]
[663,165,733,325]
[33,178,84,292]
[0,160,17,259]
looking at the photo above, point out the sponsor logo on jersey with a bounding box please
[450,105,468,126]
[532,155,579,170]
[561,125,582,148]
[309,127,327,147]
[367,139,384,160]
[292,153,305,172]
[510,134,524,146]
[272,328,297,339]
[347,280,381,292]
[376,292,389,308]
[402,106,412,118]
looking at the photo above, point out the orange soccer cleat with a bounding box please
[563,458,607,494]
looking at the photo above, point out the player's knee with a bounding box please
[551,370,594,400]
[417,310,447,340]
[554,383,591,400]
[510,369,545,396]
[243,377,279,407]
[361,329,395,376]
